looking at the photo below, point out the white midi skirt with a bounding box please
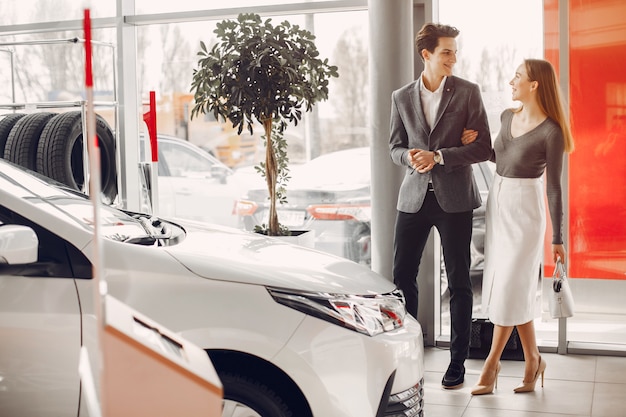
[481,174,546,326]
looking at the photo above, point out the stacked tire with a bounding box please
[0,111,118,203]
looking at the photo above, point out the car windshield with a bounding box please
[289,148,371,188]
[0,160,161,242]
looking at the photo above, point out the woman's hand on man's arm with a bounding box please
[461,128,478,145]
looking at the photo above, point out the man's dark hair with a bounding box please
[415,23,460,62]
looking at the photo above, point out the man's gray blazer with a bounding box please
[389,76,493,214]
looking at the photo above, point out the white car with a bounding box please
[0,158,425,417]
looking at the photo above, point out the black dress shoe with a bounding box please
[442,362,465,389]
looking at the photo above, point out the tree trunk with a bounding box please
[263,117,280,235]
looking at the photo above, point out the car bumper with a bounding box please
[274,313,425,417]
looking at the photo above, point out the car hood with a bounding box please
[164,222,395,295]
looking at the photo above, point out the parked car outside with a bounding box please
[235,147,494,273]
[199,126,261,169]
[235,147,373,265]
[141,134,259,228]
[0,158,425,417]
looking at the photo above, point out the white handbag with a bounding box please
[549,258,575,318]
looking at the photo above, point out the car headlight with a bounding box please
[267,287,406,336]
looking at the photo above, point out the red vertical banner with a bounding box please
[143,91,158,162]
[84,9,98,152]
[84,9,93,88]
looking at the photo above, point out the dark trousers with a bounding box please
[393,191,473,363]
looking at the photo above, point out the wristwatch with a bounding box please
[433,151,442,164]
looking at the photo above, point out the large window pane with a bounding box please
[438,0,544,338]
[137,11,368,160]
[136,10,371,264]
[0,30,115,107]
[0,0,115,25]
[135,0,354,15]
[565,0,626,347]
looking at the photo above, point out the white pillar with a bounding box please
[368,0,413,279]
[116,0,141,211]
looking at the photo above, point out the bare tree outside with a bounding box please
[476,48,494,92]
[0,0,114,105]
[136,28,151,95]
[158,25,193,95]
[327,26,368,153]
[454,36,472,81]
[492,44,518,89]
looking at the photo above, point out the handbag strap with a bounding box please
[552,258,567,292]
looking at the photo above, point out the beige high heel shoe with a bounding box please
[471,362,501,395]
[514,356,546,393]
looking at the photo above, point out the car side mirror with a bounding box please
[0,225,38,264]
[211,165,231,184]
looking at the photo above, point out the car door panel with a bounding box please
[0,275,81,417]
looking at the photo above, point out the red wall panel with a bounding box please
[556,0,626,279]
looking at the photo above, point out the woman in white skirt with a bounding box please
[470,59,575,395]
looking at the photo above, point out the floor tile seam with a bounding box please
[458,397,472,417]
[424,370,599,384]
[429,381,597,405]
[588,380,626,385]
[422,396,470,406]
[588,357,597,416]
[585,380,596,417]
[528,377,598,383]
[464,401,592,416]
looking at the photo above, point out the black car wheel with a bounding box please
[220,372,294,417]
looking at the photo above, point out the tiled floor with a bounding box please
[423,346,626,417]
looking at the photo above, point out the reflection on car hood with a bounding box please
[165,222,395,295]
[246,186,370,205]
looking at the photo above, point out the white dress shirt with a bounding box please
[418,73,446,131]
[417,74,446,178]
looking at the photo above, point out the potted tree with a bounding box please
[190,12,338,236]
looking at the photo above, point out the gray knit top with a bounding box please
[492,109,565,244]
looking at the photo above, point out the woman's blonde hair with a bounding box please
[524,58,575,153]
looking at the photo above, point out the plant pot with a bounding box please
[259,230,315,249]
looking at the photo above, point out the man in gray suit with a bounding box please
[389,23,492,389]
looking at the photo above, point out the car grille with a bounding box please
[383,378,424,417]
